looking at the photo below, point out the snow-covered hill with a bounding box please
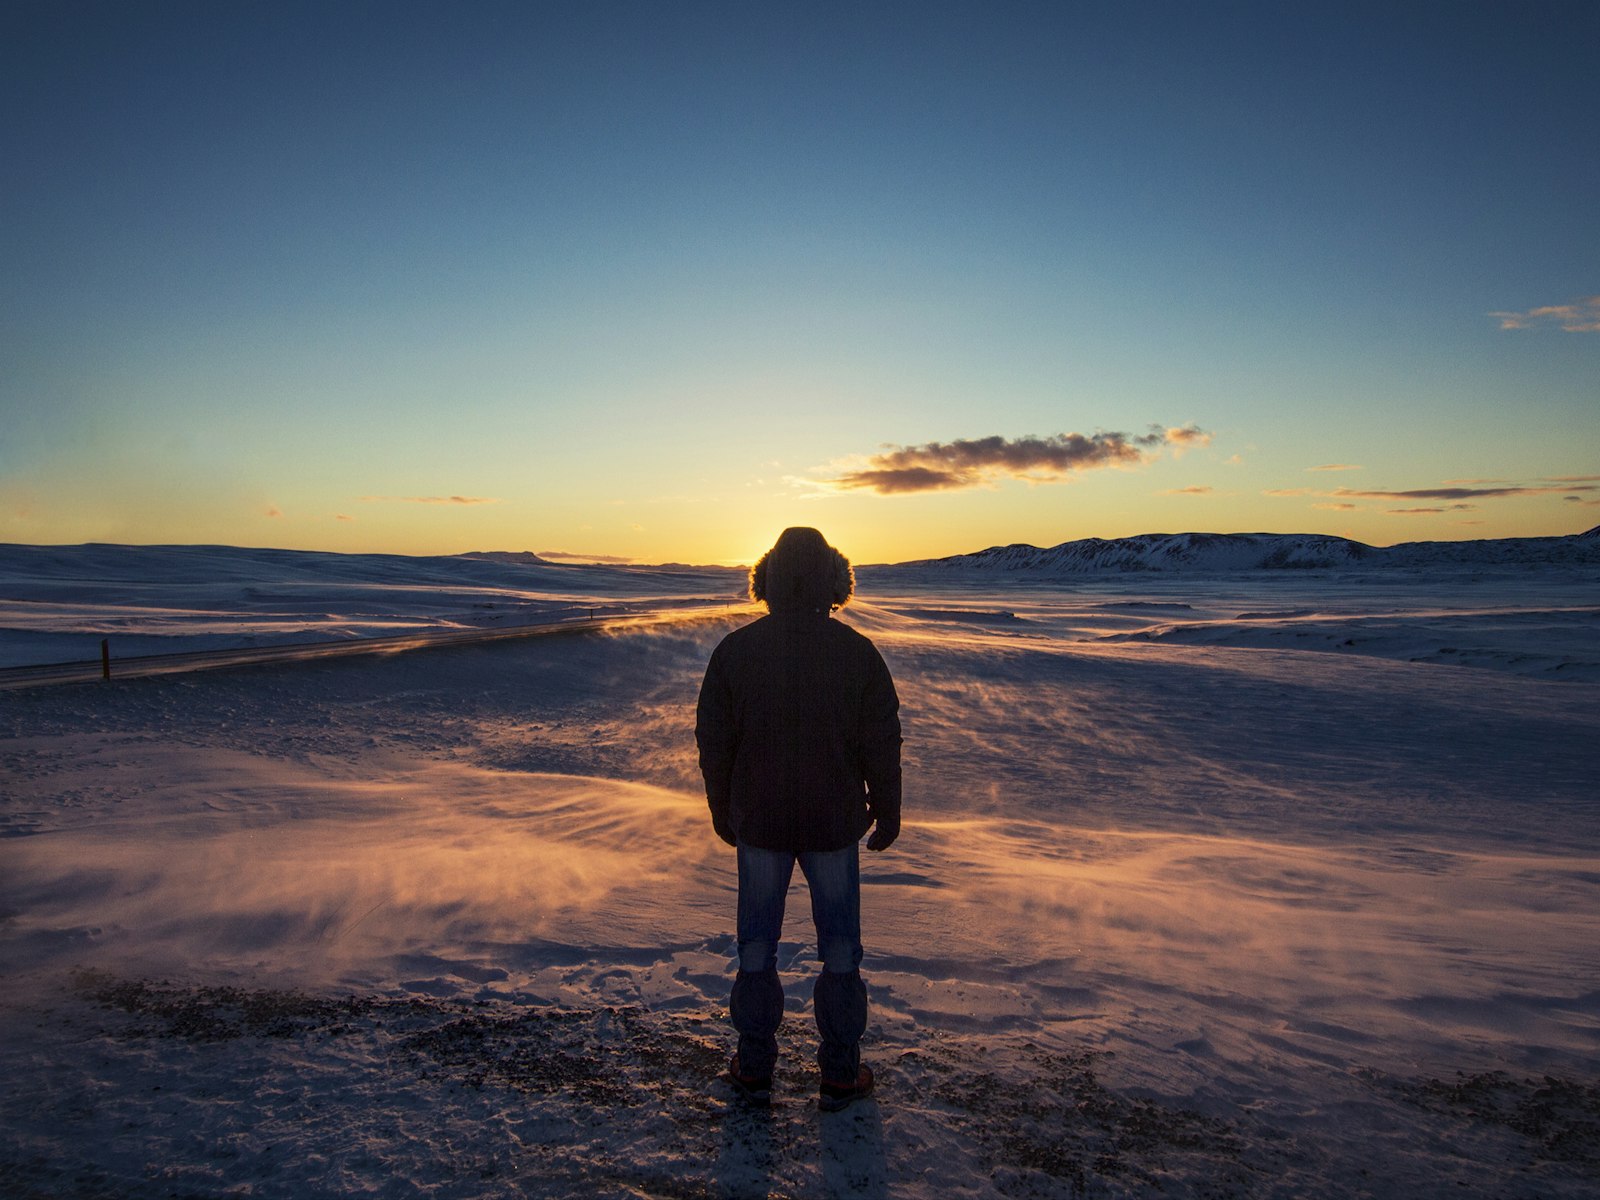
[882,526,1600,574]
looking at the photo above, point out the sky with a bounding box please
[2,0,1596,566]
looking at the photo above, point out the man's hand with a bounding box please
[866,814,899,852]
[712,811,737,847]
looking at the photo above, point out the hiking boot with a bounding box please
[819,1064,875,1112]
[727,1055,772,1107]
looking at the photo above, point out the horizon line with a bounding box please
[4,523,1595,570]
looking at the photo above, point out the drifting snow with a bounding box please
[0,542,744,669]
[2,543,1598,1197]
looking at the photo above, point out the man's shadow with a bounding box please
[714,1100,779,1198]
[712,1094,888,1199]
[820,1098,888,1198]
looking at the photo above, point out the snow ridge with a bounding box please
[886,528,1600,574]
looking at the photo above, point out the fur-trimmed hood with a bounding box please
[749,527,854,613]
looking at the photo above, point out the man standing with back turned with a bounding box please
[696,526,903,1111]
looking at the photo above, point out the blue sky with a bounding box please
[3,0,1596,564]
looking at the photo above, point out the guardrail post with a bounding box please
[101,639,111,681]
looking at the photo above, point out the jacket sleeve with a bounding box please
[858,647,903,824]
[695,647,737,832]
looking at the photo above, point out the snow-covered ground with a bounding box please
[0,543,744,669]
[2,545,1598,1198]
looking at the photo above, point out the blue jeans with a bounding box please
[731,842,868,1083]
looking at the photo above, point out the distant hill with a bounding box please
[880,526,1600,574]
[458,550,556,566]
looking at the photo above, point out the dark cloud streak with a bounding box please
[1332,485,1594,501]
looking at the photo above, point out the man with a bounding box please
[695,526,903,1112]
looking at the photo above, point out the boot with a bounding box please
[819,1064,875,1112]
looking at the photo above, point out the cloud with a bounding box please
[538,550,634,563]
[824,425,1211,495]
[1161,425,1212,454]
[1269,479,1599,511]
[1546,475,1600,483]
[265,506,283,518]
[335,514,355,522]
[1489,296,1600,332]
[360,495,501,505]
[1308,463,1361,472]
[1163,486,1213,495]
[1332,485,1594,501]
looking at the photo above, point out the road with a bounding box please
[0,605,745,691]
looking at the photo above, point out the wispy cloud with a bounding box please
[1308,463,1361,472]
[265,506,283,518]
[360,495,501,506]
[1489,296,1600,332]
[335,514,355,522]
[1313,502,1357,511]
[1331,485,1593,501]
[1388,504,1478,515]
[1163,486,1213,495]
[823,425,1211,495]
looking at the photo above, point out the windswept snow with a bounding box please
[2,544,1598,1198]
[0,542,744,669]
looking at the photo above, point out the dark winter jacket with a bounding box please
[695,609,902,853]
